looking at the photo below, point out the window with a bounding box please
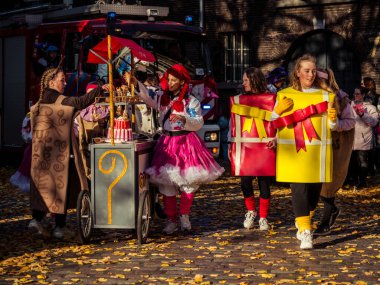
[224,33,251,82]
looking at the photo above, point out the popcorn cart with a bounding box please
[76,35,158,244]
[76,138,156,245]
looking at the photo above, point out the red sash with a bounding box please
[272,101,328,152]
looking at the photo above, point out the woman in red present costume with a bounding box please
[136,64,224,234]
[229,67,276,231]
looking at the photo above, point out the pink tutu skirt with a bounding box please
[145,132,224,187]
[10,144,32,192]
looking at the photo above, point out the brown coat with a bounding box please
[30,96,88,214]
[321,92,355,198]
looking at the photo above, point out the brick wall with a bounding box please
[148,0,379,93]
[6,1,378,89]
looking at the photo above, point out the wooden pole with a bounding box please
[107,35,115,145]
[130,52,135,132]
[130,51,135,99]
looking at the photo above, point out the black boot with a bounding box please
[314,220,331,236]
[329,207,341,228]
[314,197,335,236]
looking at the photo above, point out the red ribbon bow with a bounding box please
[273,101,328,152]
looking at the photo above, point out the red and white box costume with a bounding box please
[230,94,276,176]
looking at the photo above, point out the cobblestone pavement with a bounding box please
[0,165,379,285]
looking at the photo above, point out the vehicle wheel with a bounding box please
[76,190,93,244]
[137,190,152,244]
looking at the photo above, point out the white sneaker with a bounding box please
[28,219,45,235]
[179,215,191,231]
[163,221,178,234]
[52,226,64,239]
[259,218,269,230]
[243,211,257,229]
[295,221,302,240]
[299,230,313,250]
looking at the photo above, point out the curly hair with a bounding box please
[243,67,267,94]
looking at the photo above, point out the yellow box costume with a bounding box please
[273,87,335,183]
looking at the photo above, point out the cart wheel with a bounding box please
[76,190,93,244]
[137,190,152,244]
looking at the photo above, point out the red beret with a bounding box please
[160,64,190,91]
[159,64,191,111]
[167,64,190,83]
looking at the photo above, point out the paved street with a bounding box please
[0,164,379,285]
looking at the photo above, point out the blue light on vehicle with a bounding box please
[202,104,211,110]
[107,12,117,24]
[185,15,193,25]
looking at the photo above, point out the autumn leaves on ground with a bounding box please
[0,165,379,285]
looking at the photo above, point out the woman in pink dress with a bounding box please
[10,113,32,192]
[136,64,224,234]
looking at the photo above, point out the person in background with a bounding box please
[314,68,355,235]
[9,112,32,192]
[361,77,379,107]
[266,67,288,94]
[144,73,163,138]
[345,86,378,189]
[29,67,109,239]
[136,70,166,219]
[38,45,60,69]
[135,63,224,234]
[361,77,379,176]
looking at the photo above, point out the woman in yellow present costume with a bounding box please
[272,54,336,250]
